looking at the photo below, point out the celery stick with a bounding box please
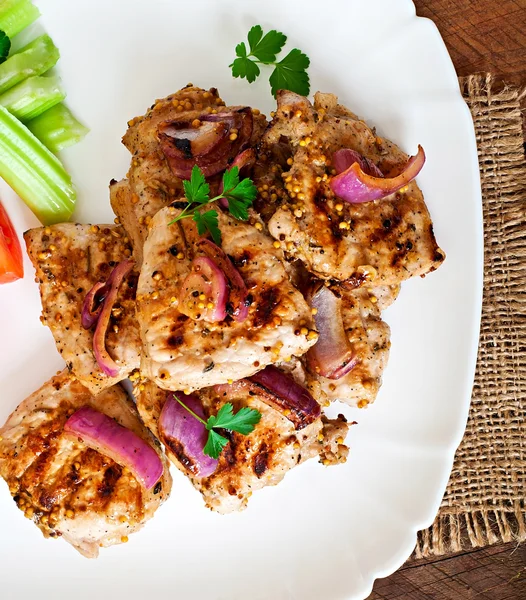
[0,74,65,121]
[0,35,60,95]
[0,0,40,38]
[0,0,25,19]
[0,104,76,224]
[27,103,89,153]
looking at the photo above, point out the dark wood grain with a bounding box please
[413,0,526,87]
[369,2,525,598]
[369,542,526,599]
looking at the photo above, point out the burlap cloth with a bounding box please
[415,74,526,558]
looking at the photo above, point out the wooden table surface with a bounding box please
[369,1,526,598]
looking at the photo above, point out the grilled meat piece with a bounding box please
[305,286,391,407]
[137,206,317,391]
[112,85,267,264]
[0,372,172,558]
[254,90,445,286]
[24,224,141,394]
[136,378,350,513]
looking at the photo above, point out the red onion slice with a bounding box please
[81,281,106,329]
[92,260,134,377]
[160,121,227,158]
[65,406,163,491]
[247,366,321,430]
[179,256,228,322]
[158,109,253,179]
[159,393,218,478]
[197,239,249,322]
[333,148,384,178]
[330,145,426,204]
[306,286,357,380]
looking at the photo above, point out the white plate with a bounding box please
[0,1,482,598]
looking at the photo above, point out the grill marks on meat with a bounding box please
[136,379,350,513]
[112,85,267,265]
[24,224,141,394]
[137,207,317,391]
[305,286,392,407]
[256,90,445,286]
[0,372,172,558]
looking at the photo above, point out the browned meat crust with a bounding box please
[112,85,267,264]
[254,90,445,287]
[24,223,141,394]
[137,207,317,391]
[0,372,172,558]
[136,378,350,513]
[304,286,391,407]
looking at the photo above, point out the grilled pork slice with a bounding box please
[0,372,172,558]
[137,206,317,391]
[136,379,350,513]
[24,223,141,394]
[254,90,445,287]
[305,286,391,407]
[112,85,267,264]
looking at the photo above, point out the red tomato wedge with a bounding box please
[0,202,24,283]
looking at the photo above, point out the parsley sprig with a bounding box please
[169,165,257,244]
[230,25,310,97]
[174,396,262,459]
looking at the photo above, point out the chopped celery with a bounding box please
[0,74,65,121]
[0,0,25,19]
[0,104,76,224]
[0,34,60,95]
[27,103,89,153]
[0,0,40,38]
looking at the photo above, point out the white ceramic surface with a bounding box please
[0,1,482,598]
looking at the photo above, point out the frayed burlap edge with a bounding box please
[415,74,526,559]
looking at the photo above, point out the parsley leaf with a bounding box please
[230,25,310,98]
[193,209,221,245]
[225,180,257,221]
[221,164,240,193]
[0,31,11,64]
[203,403,262,458]
[231,56,260,83]
[169,165,256,243]
[246,25,286,63]
[203,429,229,459]
[207,403,262,435]
[221,166,257,221]
[184,164,210,205]
[269,49,310,97]
[175,397,262,460]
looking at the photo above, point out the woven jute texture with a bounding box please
[415,74,526,558]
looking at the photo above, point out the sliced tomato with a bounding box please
[0,202,24,284]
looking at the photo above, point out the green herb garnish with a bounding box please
[169,164,257,245]
[0,30,11,64]
[230,25,310,97]
[174,396,262,459]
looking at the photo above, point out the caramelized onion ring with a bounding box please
[91,260,134,377]
[158,108,253,179]
[159,393,218,478]
[65,406,163,491]
[330,145,425,203]
[305,285,357,380]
